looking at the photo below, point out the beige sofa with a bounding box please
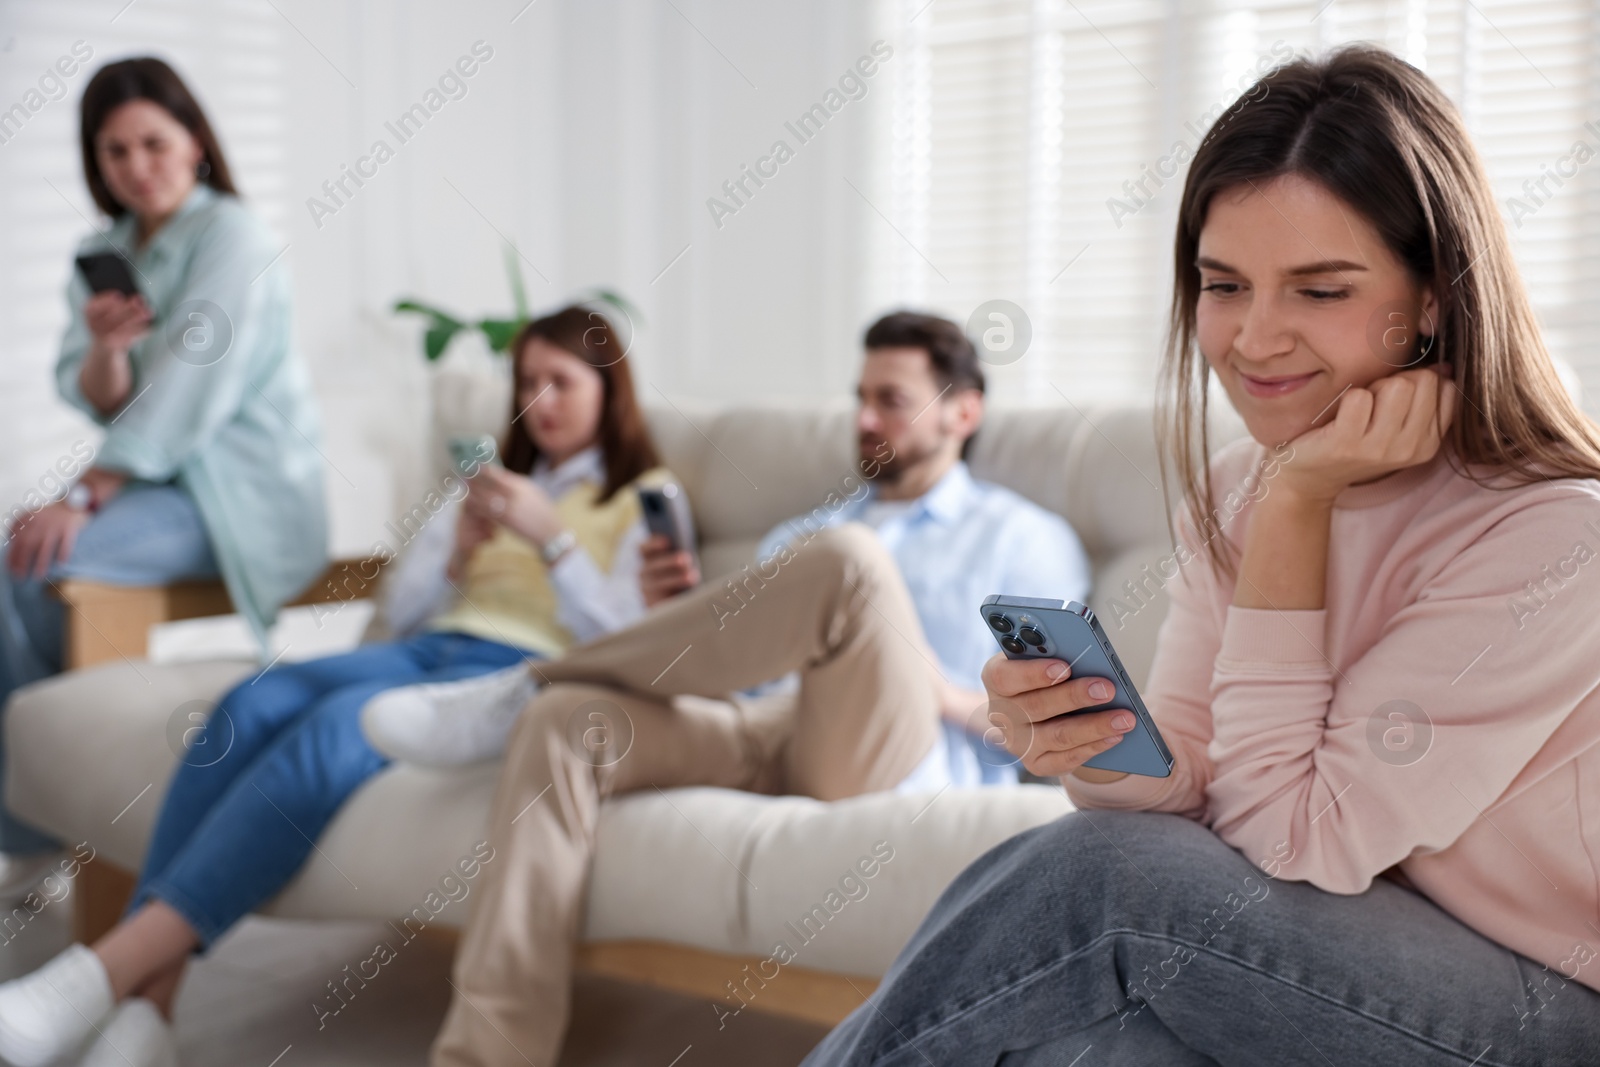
[4,382,1242,1023]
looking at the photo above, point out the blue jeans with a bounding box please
[0,482,219,853]
[804,811,1600,1066]
[130,630,533,947]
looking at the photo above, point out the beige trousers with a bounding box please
[430,524,941,1067]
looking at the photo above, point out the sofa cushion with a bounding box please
[5,656,259,871]
[585,785,1071,975]
[5,659,1071,976]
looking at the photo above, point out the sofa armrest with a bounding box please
[55,557,382,671]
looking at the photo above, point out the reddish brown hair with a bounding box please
[80,58,237,217]
[502,305,661,503]
[1162,44,1600,573]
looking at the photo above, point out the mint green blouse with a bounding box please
[56,185,328,648]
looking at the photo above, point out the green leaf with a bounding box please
[423,321,467,360]
[503,243,530,319]
[394,299,468,362]
[393,299,462,325]
[478,317,526,354]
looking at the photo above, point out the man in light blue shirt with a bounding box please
[645,311,1091,788]
[422,312,1092,1061]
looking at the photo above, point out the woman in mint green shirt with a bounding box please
[0,59,326,858]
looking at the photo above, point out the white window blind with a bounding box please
[864,0,1600,411]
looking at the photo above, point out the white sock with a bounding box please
[0,944,114,1067]
[360,664,539,767]
[77,998,176,1067]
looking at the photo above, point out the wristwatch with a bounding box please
[64,483,95,513]
[540,529,577,565]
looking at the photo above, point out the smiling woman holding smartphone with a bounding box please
[0,59,326,886]
[806,46,1600,1065]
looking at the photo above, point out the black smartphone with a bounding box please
[75,252,140,297]
[981,595,1174,778]
[638,484,695,552]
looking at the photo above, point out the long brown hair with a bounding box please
[502,305,661,503]
[80,58,237,217]
[1162,44,1600,574]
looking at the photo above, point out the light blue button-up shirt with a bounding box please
[56,185,328,647]
[757,461,1092,787]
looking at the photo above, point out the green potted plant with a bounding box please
[393,243,641,360]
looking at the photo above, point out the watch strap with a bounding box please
[540,528,578,565]
[64,483,95,513]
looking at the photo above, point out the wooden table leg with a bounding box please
[73,859,137,945]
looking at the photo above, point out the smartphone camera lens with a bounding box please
[987,614,1013,633]
[1000,635,1026,655]
[1018,626,1046,648]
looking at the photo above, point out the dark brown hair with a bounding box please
[864,310,985,395]
[1163,44,1600,573]
[80,58,237,217]
[502,305,661,503]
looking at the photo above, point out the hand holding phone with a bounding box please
[640,537,699,606]
[637,484,698,606]
[461,465,563,549]
[980,596,1173,778]
[83,291,152,356]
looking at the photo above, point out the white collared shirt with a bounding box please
[533,447,650,643]
[759,462,1091,691]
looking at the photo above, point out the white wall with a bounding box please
[0,0,891,556]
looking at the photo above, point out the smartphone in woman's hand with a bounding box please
[448,434,499,478]
[637,483,695,552]
[75,252,140,296]
[981,595,1174,777]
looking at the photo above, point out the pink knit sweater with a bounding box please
[1066,438,1600,991]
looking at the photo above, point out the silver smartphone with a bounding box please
[980,595,1174,778]
[447,434,498,477]
[637,483,695,551]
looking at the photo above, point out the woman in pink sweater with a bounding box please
[807,45,1600,1066]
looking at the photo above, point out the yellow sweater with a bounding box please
[429,467,673,657]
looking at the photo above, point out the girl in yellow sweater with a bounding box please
[0,306,680,1067]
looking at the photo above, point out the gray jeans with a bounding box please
[804,811,1600,1066]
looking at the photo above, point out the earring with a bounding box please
[196,160,211,180]
[1418,334,1435,360]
